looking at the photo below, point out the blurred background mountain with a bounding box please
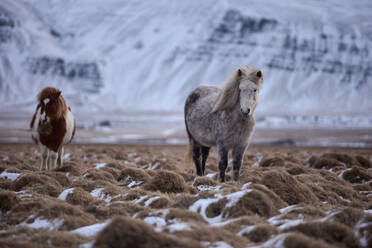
[0,0,371,146]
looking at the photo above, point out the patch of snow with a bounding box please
[141,209,171,231]
[63,153,70,160]
[15,190,32,199]
[277,219,303,229]
[319,210,340,222]
[127,152,137,158]
[364,209,372,214]
[189,197,222,224]
[252,155,263,167]
[211,218,241,227]
[58,188,74,201]
[197,185,221,191]
[205,173,216,178]
[143,216,167,228]
[124,160,135,166]
[0,170,21,181]
[354,220,372,248]
[338,168,352,178]
[20,215,64,230]
[238,225,255,236]
[66,172,70,177]
[268,213,304,229]
[91,188,112,202]
[91,188,104,198]
[79,241,94,248]
[339,196,351,203]
[167,222,192,232]
[134,157,141,162]
[71,220,111,237]
[241,182,252,190]
[279,205,298,214]
[127,180,143,188]
[144,196,161,207]
[122,175,144,188]
[201,241,233,248]
[225,190,251,208]
[110,193,127,201]
[190,190,251,223]
[133,195,148,204]
[95,162,106,169]
[147,162,160,170]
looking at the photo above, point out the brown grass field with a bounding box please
[0,143,371,248]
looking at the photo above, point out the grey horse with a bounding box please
[184,65,263,182]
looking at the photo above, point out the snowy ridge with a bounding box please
[0,0,371,127]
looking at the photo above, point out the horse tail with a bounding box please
[184,92,198,172]
[184,114,194,172]
[30,104,41,129]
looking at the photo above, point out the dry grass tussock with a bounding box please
[144,169,187,193]
[94,216,203,248]
[284,221,362,248]
[0,143,371,247]
[261,169,319,205]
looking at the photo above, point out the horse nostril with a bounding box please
[241,108,250,116]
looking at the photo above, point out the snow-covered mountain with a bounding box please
[1,0,372,127]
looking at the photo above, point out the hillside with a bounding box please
[0,0,371,128]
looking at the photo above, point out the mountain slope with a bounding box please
[0,0,371,127]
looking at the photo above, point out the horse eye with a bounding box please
[254,89,257,93]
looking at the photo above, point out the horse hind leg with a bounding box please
[40,145,48,171]
[201,146,210,176]
[57,147,64,169]
[191,143,203,176]
[217,144,228,182]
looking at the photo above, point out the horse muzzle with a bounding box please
[240,108,250,117]
[41,119,48,125]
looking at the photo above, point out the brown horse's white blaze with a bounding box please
[30,87,76,170]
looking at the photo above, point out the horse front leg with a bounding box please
[48,150,58,170]
[57,146,64,169]
[40,145,48,171]
[232,146,247,181]
[217,144,228,182]
[201,146,210,176]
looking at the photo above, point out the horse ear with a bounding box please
[256,70,262,78]
[237,69,242,77]
[56,90,61,97]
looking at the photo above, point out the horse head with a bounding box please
[37,87,65,126]
[237,66,263,117]
[212,65,263,117]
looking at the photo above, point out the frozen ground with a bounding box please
[0,143,371,247]
[0,110,371,147]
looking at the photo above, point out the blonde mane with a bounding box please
[212,65,263,113]
[37,87,68,119]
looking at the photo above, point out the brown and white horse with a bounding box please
[30,87,76,170]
